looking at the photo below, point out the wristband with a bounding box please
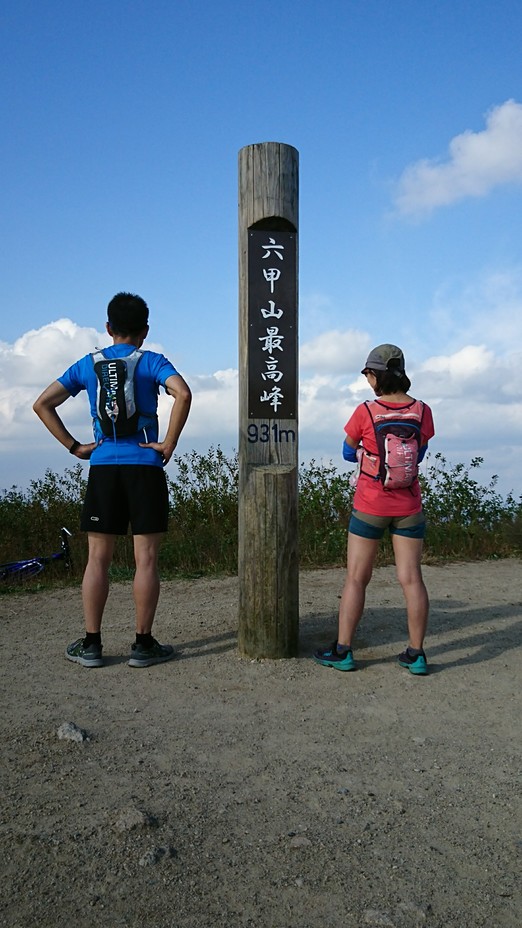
[69,440,81,454]
[342,440,358,463]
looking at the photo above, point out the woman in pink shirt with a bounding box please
[313,344,435,675]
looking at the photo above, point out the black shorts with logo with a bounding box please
[80,465,169,535]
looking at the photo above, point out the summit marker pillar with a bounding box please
[238,142,299,658]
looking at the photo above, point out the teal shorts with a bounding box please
[349,509,426,540]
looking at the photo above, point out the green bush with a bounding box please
[0,449,520,589]
[298,459,353,566]
[420,454,522,560]
[0,465,86,586]
[164,446,239,576]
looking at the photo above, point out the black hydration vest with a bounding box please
[91,349,154,438]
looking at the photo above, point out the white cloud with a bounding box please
[300,328,370,374]
[420,266,522,408]
[413,344,522,413]
[179,369,238,444]
[0,320,104,450]
[1,320,521,497]
[0,321,241,479]
[421,345,494,378]
[0,319,105,388]
[394,100,522,217]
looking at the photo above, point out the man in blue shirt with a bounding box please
[33,292,192,669]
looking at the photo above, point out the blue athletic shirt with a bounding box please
[58,344,179,467]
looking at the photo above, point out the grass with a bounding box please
[0,448,520,590]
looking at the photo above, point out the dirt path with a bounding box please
[1,560,521,927]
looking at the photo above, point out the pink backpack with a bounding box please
[359,399,425,490]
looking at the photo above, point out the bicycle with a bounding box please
[0,527,72,583]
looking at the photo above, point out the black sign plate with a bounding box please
[248,230,297,419]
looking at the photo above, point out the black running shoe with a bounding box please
[128,638,175,668]
[66,637,103,668]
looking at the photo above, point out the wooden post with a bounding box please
[238,142,299,658]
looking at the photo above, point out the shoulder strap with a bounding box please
[91,347,144,363]
[366,398,424,420]
[363,400,375,423]
[121,348,144,373]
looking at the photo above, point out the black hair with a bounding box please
[107,292,149,336]
[371,368,411,396]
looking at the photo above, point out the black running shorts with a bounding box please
[80,465,169,535]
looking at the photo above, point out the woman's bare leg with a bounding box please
[392,534,429,649]
[338,533,380,646]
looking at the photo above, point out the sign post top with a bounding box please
[239,141,299,156]
[238,143,299,232]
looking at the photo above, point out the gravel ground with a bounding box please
[1,559,521,928]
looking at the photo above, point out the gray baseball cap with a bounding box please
[362,344,405,374]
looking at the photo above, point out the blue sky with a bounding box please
[1,0,522,496]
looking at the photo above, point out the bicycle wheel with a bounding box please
[0,560,44,582]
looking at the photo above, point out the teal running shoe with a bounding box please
[313,641,357,671]
[398,648,428,675]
